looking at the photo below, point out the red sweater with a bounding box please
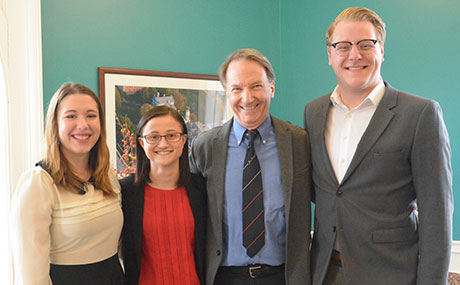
[139,185,200,285]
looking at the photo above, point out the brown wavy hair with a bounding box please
[43,82,115,195]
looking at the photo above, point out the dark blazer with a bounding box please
[120,173,207,285]
[189,115,312,285]
[304,82,453,284]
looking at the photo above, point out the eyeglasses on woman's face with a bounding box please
[140,132,184,144]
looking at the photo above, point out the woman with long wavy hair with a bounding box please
[11,83,124,284]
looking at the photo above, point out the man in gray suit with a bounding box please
[190,48,311,284]
[304,7,453,284]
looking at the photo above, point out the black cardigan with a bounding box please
[120,173,207,285]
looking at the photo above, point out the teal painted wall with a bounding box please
[41,0,280,104]
[42,0,460,238]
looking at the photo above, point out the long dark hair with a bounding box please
[134,106,190,186]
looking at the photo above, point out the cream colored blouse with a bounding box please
[10,166,123,285]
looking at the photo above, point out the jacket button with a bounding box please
[217,250,221,256]
[336,190,343,197]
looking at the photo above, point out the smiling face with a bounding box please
[138,115,187,171]
[328,20,384,97]
[57,94,101,162]
[225,58,275,130]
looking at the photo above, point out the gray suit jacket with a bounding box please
[304,82,453,284]
[190,115,312,284]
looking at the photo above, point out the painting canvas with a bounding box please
[98,68,231,177]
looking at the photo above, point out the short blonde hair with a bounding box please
[326,7,386,46]
[43,82,115,196]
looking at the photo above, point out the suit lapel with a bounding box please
[272,117,293,220]
[127,181,145,268]
[186,182,199,223]
[210,120,232,241]
[341,82,397,184]
[314,97,339,185]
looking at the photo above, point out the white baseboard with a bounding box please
[450,240,460,273]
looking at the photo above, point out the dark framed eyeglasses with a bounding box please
[140,132,184,144]
[330,39,379,56]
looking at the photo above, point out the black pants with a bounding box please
[50,254,125,285]
[214,265,285,285]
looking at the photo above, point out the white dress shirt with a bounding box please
[325,80,386,184]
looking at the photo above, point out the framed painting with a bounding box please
[98,67,231,178]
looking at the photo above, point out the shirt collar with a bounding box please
[330,78,386,109]
[233,115,272,145]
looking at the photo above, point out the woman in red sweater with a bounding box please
[121,106,207,285]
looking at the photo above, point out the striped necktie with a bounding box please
[242,129,265,257]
